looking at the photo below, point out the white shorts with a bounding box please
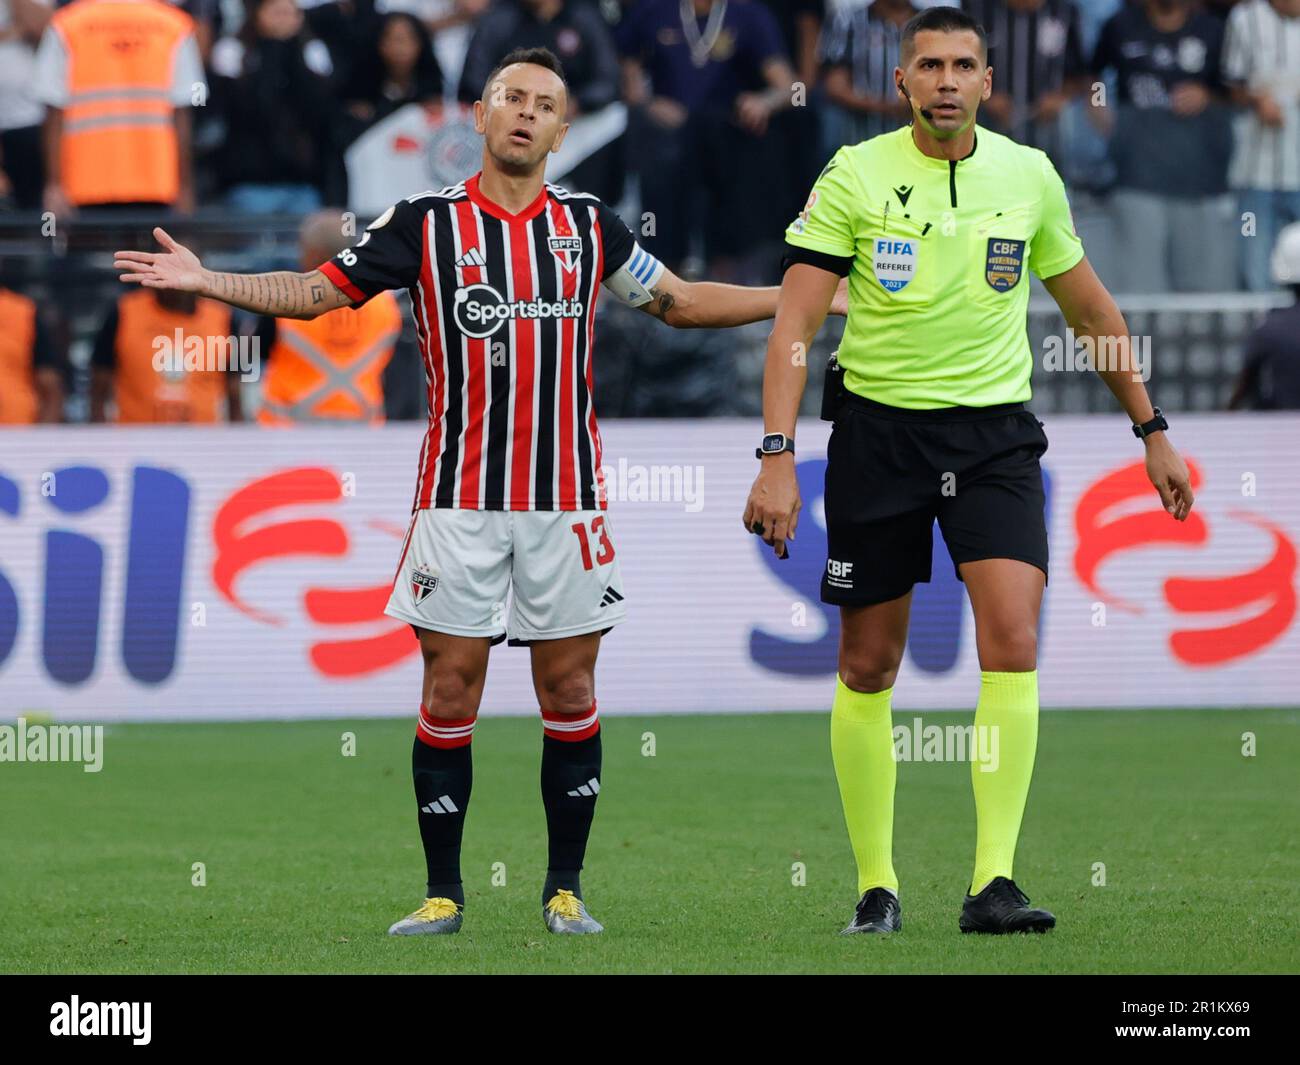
[385,508,627,644]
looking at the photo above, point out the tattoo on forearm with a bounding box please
[208,270,341,317]
[650,289,675,321]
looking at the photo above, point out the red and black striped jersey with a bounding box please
[319,171,665,511]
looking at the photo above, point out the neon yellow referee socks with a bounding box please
[831,676,899,896]
[970,670,1040,895]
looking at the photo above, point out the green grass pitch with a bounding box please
[2,709,1296,974]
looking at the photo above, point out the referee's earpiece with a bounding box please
[898,80,911,101]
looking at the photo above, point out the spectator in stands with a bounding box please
[378,0,490,97]
[1203,0,1240,22]
[757,0,823,90]
[0,0,51,211]
[753,0,825,254]
[253,209,403,424]
[1092,0,1236,292]
[0,278,62,422]
[1229,221,1300,409]
[459,0,622,201]
[819,0,914,157]
[458,0,619,112]
[209,0,336,214]
[295,0,377,80]
[964,0,1088,164]
[180,0,224,62]
[91,269,241,423]
[1072,0,1122,54]
[1223,0,1300,291]
[343,10,445,132]
[618,0,797,281]
[32,0,206,215]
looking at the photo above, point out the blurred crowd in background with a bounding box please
[0,0,1298,424]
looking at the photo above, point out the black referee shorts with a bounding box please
[821,393,1049,607]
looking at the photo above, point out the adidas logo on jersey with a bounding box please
[420,795,460,814]
[455,247,487,269]
[599,587,624,608]
[567,778,600,797]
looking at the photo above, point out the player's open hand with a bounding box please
[1144,433,1194,521]
[114,227,206,292]
[743,456,800,559]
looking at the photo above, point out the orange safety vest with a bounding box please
[0,289,39,424]
[113,289,233,423]
[52,0,193,206]
[259,294,402,425]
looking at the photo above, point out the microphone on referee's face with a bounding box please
[899,80,934,123]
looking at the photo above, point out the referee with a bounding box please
[743,6,1195,936]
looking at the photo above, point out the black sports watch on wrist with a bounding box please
[756,432,795,459]
[1132,407,1169,440]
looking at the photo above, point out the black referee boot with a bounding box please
[959,876,1055,934]
[841,887,901,934]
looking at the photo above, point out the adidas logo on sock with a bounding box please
[420,794,459,814]
[598,587,624,608]
[566,778,600,797]
[455,247,487,269]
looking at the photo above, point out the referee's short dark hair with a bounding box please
[483,47,568,100]
[900,6,988,65]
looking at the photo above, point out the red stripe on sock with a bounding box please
[415,704,477,748]
[540,700,599,742]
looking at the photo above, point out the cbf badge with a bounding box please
[872,238,916,292]
[986,239,1025,291]
[411,563,440,606]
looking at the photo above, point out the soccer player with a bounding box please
[743,7,1195,935]
[115,46,846,936]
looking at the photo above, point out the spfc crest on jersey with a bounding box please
[549,235,582,271]
[985,238,1025,291]
[411,563,440,606]
[872,238,917,292]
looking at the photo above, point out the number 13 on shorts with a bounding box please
[570,516,616,570]
[515,510,625,641]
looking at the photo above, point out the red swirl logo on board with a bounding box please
[1073,460,1296,665]
[211,468,416,677]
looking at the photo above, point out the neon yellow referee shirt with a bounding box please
[784,124,1085,409]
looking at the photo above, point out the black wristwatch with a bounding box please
[1132,407,1169,440]
[756,432,795,459]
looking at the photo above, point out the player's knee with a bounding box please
[538,668,595,717]
[838,649,903,694]
[424,664,483,718]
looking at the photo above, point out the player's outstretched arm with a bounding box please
[636,264,848,328]
[114,227,353,320]
[741,263,842,558]
[1043,256,1195,521]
